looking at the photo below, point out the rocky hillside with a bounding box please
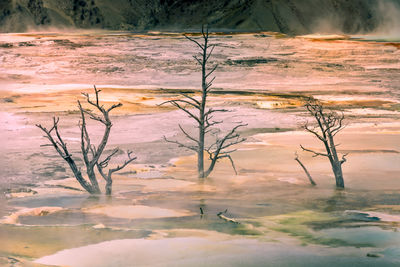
[1,0,399,34]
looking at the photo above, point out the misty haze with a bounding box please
[1,1,400,266]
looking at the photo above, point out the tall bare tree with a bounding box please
[162,26,246,178]
[300,99,347,188]
[36,86,136,195]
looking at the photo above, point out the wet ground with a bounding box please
[0,31,400,266]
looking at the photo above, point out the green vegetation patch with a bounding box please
[240,127,294,137]
[121,215,264,237]
[0,43,13,48]
[267,210,374,248]
[225,58,278,67]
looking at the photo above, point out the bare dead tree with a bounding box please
[294,152,316,186]
[161,26,246,178]
[300,99,347,188]
[36,86,136,195]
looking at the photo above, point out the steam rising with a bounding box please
[0,0,399,37]
[375,0,400,37]
[311,0,400,38]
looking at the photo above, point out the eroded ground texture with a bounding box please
[0,31,400,266]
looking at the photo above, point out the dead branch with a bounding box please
[294,152,316,186]
[163,136,198,152]
[340,153,348,165]
[203,123,246,177]
[217,209,240,224]
[300,144,329,158]
[159,99,201,124]
[178,124,199,144]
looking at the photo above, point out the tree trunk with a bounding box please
[198,30,207,179]
[332,162,345,188]
[197,152,204,178]
[105,179,112,195]
[65,156,96,194]
[87,169,101,194]
[197,118,205,178]
[203,162,214,178]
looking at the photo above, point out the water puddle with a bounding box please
[34,236,399,267]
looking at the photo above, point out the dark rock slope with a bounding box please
[0,0,399,34]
